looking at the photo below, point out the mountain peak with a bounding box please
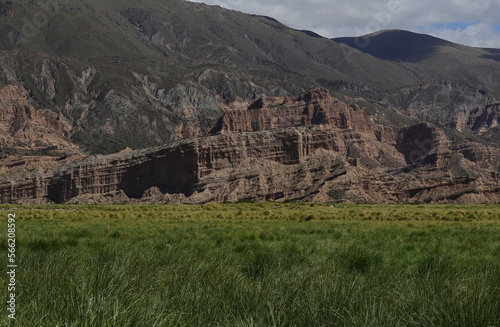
[334,29,457,62]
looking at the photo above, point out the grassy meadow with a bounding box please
[0,203,499,326]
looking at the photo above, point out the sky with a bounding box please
[188,0,500,48]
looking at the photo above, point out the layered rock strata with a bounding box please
[0,89,498,204]
[0,125,402,204]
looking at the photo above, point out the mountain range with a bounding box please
[0,0,498,204]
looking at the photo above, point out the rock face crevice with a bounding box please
[0,89,498,204]
[469,103,500,133]
[396,122,446,165]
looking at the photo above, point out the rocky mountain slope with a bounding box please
[0,83,79,153]
[0,0,498,203]
[1,89,498,204]
[0,1,499,155]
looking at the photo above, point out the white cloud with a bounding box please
[425,23,500,48]
[187,0,500,48]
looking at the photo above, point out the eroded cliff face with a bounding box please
[469,103,500,134]
[0,89,498,204]
[0,83,80,154]
[214,89,384,134]
[212,89,402,169]
[0,125,394,203]
[0,128,313,203]
[0,51,319,154]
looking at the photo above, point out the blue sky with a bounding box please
[188,0,500,48]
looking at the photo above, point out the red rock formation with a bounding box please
[214,88,381,134]
[468,103,500,134]
[396,122,447,165]
[211,88,402,168]
[0,125,402,203]
[0,83,80,153]
[0,89,498,204]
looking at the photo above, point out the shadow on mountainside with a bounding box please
[334,30,456,63]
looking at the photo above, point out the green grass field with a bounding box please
[1,203,499,326]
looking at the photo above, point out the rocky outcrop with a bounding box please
[468,103,500,134]
[213,89,383,134]
[332,80,499,142]
[0,89,498,204]
[396,122,447,165]
[0,83,80,154]
[0,51,318,154]
[211,89,401,168]
[0,125,401,204]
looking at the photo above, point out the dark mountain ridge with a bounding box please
[334,29,458,62]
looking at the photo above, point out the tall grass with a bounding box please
[0,204,499,326]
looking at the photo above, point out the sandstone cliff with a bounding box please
[212,89,402,169]
[0,83,80,154]
[212,89,378,133]
[469,103,500,135]
[0,89,498,204]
